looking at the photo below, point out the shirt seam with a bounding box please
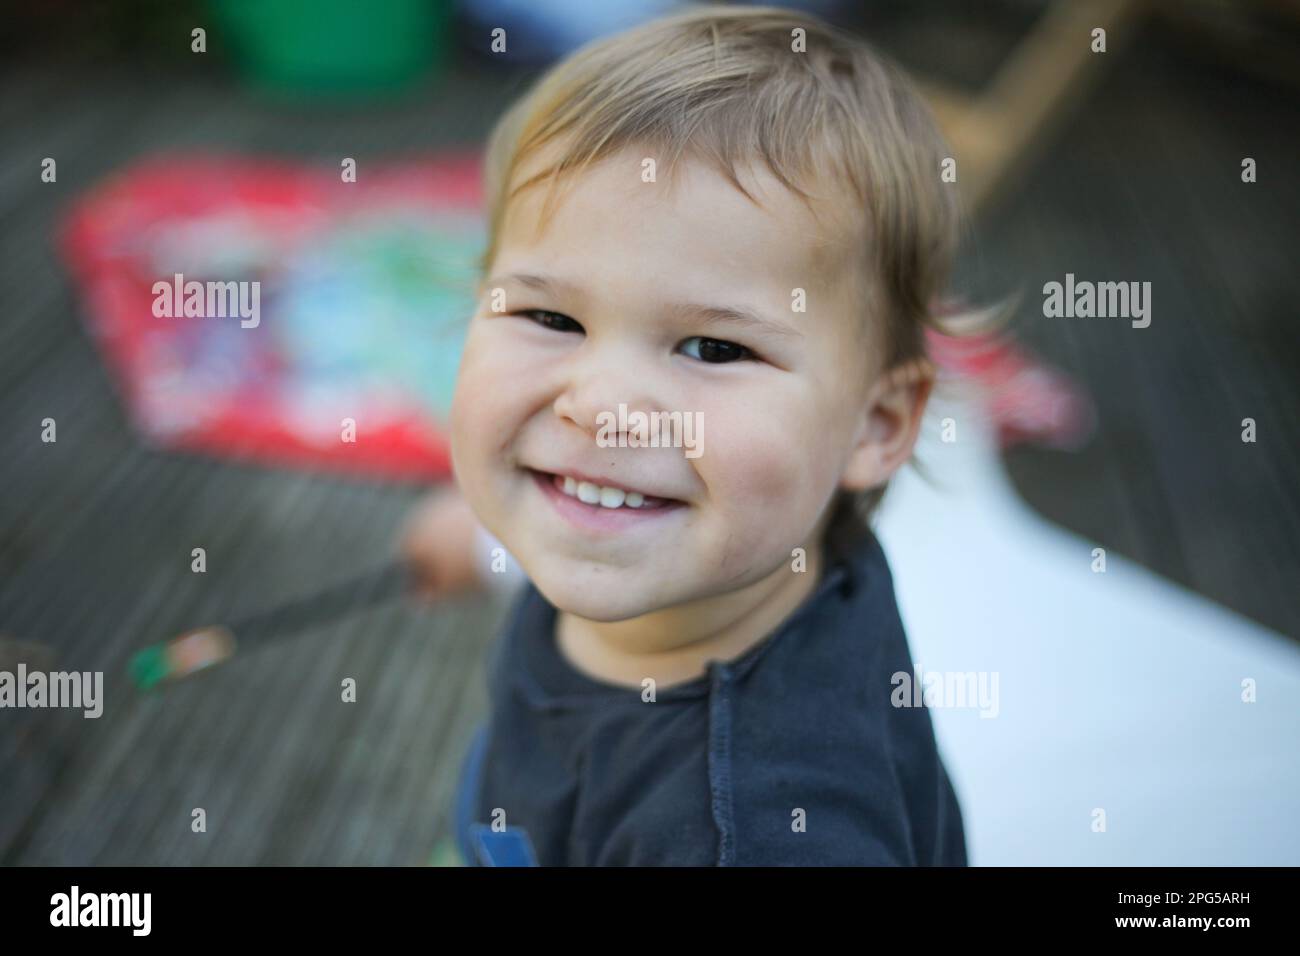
[708,664,736,866]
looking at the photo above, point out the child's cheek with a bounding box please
[703,407,823,540]
[451,330,519,480]
[456,323,532,422]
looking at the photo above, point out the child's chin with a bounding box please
[531,574,661,623]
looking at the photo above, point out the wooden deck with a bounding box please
[1,16,1297,864]
[0,61,529,865]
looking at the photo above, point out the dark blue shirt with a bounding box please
[454,530,967,866]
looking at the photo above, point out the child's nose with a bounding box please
[550,347,662,441]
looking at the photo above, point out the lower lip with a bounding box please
[528,470,685,533]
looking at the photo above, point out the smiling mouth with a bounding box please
[524,468,682,511]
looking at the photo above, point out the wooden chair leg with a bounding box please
[926,0,1149,215]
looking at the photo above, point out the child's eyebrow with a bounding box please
[665,303,802,341]
[489,272,576,297]
[489,272,801,341]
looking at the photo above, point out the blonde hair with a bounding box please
[479,4,971,555]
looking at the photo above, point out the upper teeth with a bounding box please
[562,475,646,509]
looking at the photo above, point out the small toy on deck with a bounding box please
[128,627,236,690]
[126,560,412,691]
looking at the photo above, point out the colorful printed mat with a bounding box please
[61,153,484,480]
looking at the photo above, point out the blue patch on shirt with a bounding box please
[468,824,539,866]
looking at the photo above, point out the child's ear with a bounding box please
[840,358,935,491]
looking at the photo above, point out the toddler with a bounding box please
[416,4,968,866]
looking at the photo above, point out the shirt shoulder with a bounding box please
[720,534,968,866]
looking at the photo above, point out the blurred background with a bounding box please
[1,0,1297,865]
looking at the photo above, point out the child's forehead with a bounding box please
[497,145,866,294]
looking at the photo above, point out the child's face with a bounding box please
[451,147,883,622]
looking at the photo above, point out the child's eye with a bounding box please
[521,309,583,334]
[679,336,754,364]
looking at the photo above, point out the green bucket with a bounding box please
[212,0,449,97]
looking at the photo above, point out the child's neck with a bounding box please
[555,543,825,691]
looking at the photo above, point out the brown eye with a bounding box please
[680,336,752,363]
[522,310,583,333]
